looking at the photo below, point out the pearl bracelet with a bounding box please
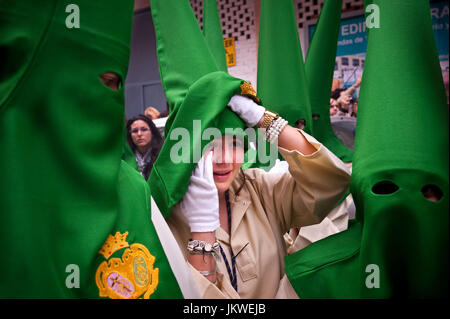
[264,116,288,143]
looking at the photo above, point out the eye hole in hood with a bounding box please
[421,184,443,202]
[372,181,399,195]
[371,181,444,203]
[100,72,122,91]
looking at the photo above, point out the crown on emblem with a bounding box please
[99,231,130,259]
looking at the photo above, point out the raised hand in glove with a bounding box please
[178,151,219,233]
[227,94,265,127]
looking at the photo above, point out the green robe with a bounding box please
[0,0,182,298]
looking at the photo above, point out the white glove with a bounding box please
[178,151,219,233]
[227,95,265,127]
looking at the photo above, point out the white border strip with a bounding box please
[150,196,201,299]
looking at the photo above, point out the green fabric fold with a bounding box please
[285,220,362,298]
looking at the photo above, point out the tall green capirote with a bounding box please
[203,0,228,72]
[257,0,313,134]
[305,0,353,163]
[0,0,183,298]
[285,0,449,298]
[252,0,313,170]
[149,0,261,218]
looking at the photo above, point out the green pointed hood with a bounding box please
[285,0,449,298]
[352,0,449,297]
[305,0,353,163]
[0,0,182,298]
[203,0,228,72]
[149,0,256,217]
[257,0,313,135]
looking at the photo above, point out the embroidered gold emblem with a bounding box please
[95,232,159,299]
[240,82,260,103]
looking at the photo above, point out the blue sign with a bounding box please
[309,15,366,57]
[308,1,449,61]
[431,1,449,60]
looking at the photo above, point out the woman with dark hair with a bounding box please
[126,114,163,180]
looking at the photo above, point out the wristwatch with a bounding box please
[257,110,279,129]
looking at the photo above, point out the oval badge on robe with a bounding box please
[95,232,159,299]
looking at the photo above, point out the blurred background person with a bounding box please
[331,77,362,116]
[126,114,163,180]
[331,88,349,116]
[330,98,340,117]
